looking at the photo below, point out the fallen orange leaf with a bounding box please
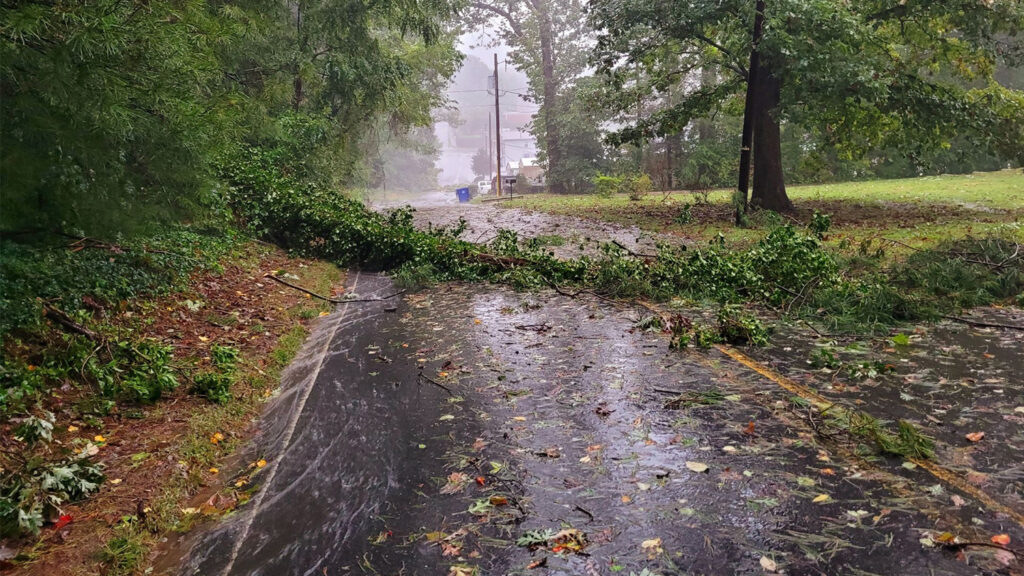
[991,534,1010,546]
[965,431,985,442]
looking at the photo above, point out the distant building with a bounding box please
[501,131,538,164]
[517,157,544,185]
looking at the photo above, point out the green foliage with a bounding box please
[95,341,178,404]
[0,362,49,418]
[100,520,147,576]
[893,237,1024,309]
[190,345,239,404]
[2,335,179,422]
[210,345,240,371]
[809,348,842,370]
[1,0,461,236]
[392,262,444,290]
[219,146,479,274]
[190,373,232,405]
[13,412,55,446]
[667,315,722,349]
[594,174,626,198]
[0,0,246,235]
[0,229,239,340]
[891,333,912,347]
[516,528,558,548]
[810,236,1023,333]
[590,0,1024,168]
[846,361,896,381]
[635,315,664,332]
[664,388,726,410]
[808,212,832,239]
[0,456,104,537]
[716,305,770,347]
[591,172,653,200]
[528,235,567,248]
[627,173,654,201]
[674,204,694,225]
[829,411,935,459]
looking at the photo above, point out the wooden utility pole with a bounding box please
[494,53,503,198]
[488,112,494,185]
[736,0,765,224]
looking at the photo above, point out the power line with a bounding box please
[446,86,529,94]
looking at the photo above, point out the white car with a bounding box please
[477,180,492,193]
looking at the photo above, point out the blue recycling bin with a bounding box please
[456,187,471,203]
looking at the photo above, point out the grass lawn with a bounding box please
[503,169,1024,254]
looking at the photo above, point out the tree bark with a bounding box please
[750,63,793,212]
[292,2,304,111]
[537,3,565,193]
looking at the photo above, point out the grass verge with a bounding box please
[501,169,1024,254]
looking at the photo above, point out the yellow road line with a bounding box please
[909,457,1024,527]
[717,343,1024,528]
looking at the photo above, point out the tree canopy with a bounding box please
[588,0,1024,208]
[0,0,460,235]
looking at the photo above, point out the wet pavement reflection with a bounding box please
[168,270,1021,575]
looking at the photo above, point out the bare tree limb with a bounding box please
[41,302,99,341]
[469,1,526,37]
[265,274,405,304]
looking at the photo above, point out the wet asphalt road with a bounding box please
[167,200,1023,576]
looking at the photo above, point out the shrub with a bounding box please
[593,174,625,198]
[0,229,239,340]
[627,173,653,201]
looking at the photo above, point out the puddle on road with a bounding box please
[162,276,1019,575]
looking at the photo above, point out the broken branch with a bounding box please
[41,302,99,341]
[265,274,405,303]
[941,315,1024,331]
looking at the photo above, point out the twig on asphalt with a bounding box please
[573,504,595,523]
[418,372,453,396]
[265,273,405,303]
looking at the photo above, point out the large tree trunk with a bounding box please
[750,64,793,211]
[537,4,565,193]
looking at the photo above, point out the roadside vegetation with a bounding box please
[503,170,1024,253]
[2,0,1022,573]
[224,156,1022,341]
[0,227,342,571]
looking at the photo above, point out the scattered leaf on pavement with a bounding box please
[685,461,709,473]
